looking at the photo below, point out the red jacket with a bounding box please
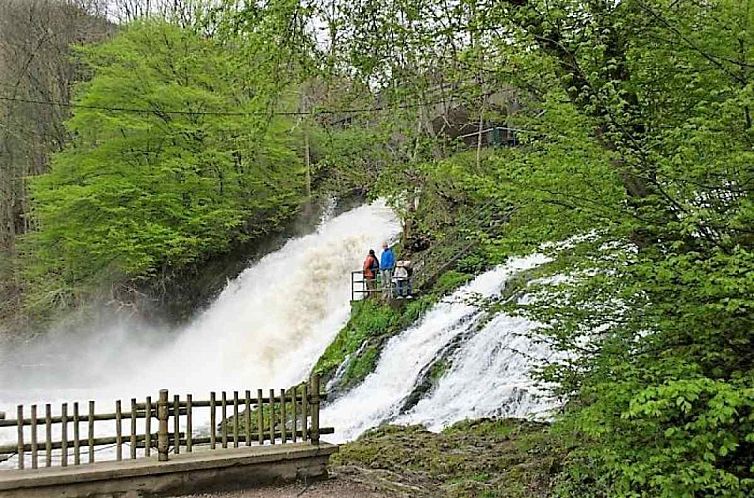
[363,255,378,278]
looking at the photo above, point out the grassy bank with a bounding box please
[313,296,435,390]
[333,418,565,498]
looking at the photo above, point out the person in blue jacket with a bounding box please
[380,242,396,292]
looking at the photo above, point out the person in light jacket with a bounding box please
[393,261,409,298]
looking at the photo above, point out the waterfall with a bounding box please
[396,312,558,431]
[1,202,559,465]
[321,254,554,441]
[0,202,400,437]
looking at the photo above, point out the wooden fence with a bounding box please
[0,375,330,471]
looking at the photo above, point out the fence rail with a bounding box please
[0,374,328,471]
[351,270,393,301]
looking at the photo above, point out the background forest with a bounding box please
[1,0,753,496]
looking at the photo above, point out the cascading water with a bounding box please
[396,311,558,431]
[321,253,554,442]
[1,201,560,467]
[0,201,400,466]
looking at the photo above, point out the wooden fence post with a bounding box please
[186,394,192,453]
[61,403,68,467]
[45,404,52,467]
[310,374,320,445]
[16,405,24,470]
[30,405,38,469]
[157,390,169,462]
[173,395,180,455]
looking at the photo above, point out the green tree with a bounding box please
[24,20,306,313]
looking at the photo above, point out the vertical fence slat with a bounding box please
[16,405,24,470]
[73,402,80,465]
[245,390,251,447]
[292,387,298,443]
[301,384,308,442]
[173,395,180,455]
[115,400,123,461]
[268,389,276,445]
[221,392,228,449]
[61,403,68,467]
[45,403,52,467]
[280,389,287,443]
[157,390,169,462]
[131,398,138,459]
[209,392,216,450]
[256,389,264,445]
[87,401,94,464]
[30,404,38,469]
[145,396,152,457]
[233,391,239,448]
[310,374,320,445]
[186,394,192,453]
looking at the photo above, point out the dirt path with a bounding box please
[177,481,386,497]
[175,473,396,498]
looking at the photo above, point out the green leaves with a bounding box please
[23,20,306,313]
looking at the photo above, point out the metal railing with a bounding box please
[0,375,329,470]
[351,270,394,301]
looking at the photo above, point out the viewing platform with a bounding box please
[0,376,335,497]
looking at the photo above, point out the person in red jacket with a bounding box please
[363,249,379,296]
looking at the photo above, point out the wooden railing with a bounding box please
[0,375,329,470]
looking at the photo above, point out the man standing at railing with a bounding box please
[380,241,395,294]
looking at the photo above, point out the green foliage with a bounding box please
[341,344,380,387]
[7,1,754,495]
[312,125,393,196]
[324,0,754,496]
[23,20,306,313]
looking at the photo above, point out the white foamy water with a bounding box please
[322,254,551,441]
[0,202,400,466]
[397,312,558,430]
[141,202,399,393]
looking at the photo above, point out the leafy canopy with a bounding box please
[25,20,306,311]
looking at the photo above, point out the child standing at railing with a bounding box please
[393,261,409,299]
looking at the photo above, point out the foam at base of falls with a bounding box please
[322,254,552,442]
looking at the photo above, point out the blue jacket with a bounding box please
[380,248,395,270]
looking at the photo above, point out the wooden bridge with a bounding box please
[0,375,336,497]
